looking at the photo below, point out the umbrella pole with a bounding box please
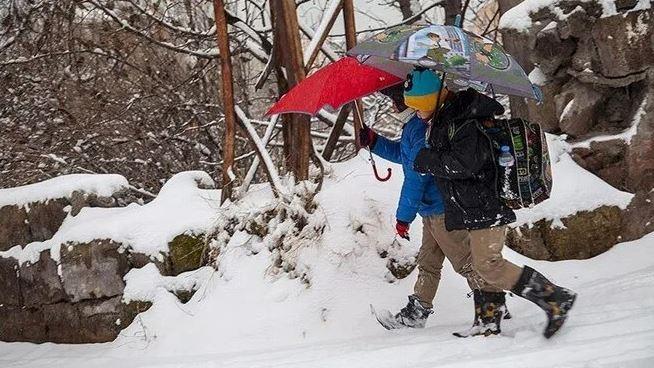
[434,71,447,120]
[354,100,392,182]
[427,72,448,143]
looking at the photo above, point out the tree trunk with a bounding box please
[443,0,462,26]
[213,0,236,204]
[342,0,361,151]
[271,0,311,181]
[395,0,420,21]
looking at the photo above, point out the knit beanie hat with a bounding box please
[403,69,442,112]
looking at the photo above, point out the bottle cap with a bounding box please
[501,145,510,152]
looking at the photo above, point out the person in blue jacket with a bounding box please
[360,69,509,335]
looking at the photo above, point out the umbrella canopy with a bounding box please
[347,24,541,101]
[266,56,404,117]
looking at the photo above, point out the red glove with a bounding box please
[396,220,410,241]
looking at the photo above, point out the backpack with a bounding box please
[479,118,553,209]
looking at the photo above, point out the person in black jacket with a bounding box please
[414,88,577,338]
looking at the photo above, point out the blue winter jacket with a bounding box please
[371,114,445,223]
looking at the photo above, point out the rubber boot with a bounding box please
[453,290,507,337]
[512,266,577,338]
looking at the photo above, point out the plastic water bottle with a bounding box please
[498,145,515,167]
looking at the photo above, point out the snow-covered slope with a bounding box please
[1,145,652,368]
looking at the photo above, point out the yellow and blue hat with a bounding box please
[403,69,442,112]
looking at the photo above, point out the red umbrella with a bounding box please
[266,56,403,116]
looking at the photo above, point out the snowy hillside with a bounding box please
[1,137,653,368]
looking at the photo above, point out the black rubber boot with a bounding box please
[453,290,507,338]
[395,295,434,328]
[512,266,577,338]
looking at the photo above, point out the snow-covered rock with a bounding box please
[0,174,129,252]
[0,171,220,343]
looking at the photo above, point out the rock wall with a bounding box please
[0,234,206,344]
[0,176,209,343]
[501,1,654,260]
[0,191,125,252]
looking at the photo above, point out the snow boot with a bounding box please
[512,266,577,338]
[453,290,507,338]
[374,295,433,330]
[395,295,434,328]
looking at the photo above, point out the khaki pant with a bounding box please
[469,225,522,291]
[414,215,503,308]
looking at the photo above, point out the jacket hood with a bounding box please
[439,88,504,122]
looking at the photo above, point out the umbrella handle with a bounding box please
[355,100,393,182]
[372,163,392,182]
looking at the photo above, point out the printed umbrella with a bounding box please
[266,56,406,116]
[347,23,542,101]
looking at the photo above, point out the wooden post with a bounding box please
[322,104,352,161]
[342,0,361,150]
[214,0,236,204]
[272,0,311,180]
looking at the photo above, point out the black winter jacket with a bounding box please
[414,89,516,231]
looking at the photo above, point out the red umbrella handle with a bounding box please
[355,100,393,182]
[372,162,392,182]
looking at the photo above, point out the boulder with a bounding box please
[591,10,654,79]
[626,83,654,192]
[168,234,206,276]
[571,139,628,189]
[533,24,576,75]
[0,305,46,342]
[621,190,654,242]
[0,240,156,343]
[19,252,67,307]
[60,240,129,302]
[507,206,624,260]
[555,80,605,137]
[0,296,152,343]
[526,78,566,132]
[0,257,21,306]
[0,205,30,252]
[25,199,71,241]
[0,192,125,252]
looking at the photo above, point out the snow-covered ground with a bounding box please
[1,141,653,368]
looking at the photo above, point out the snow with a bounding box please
[498,0,639,32]
[513,134,634,227]
[0,173,128,208]
[528,67,549,86]
[627,11,650,44]
[123,263,214,304]
[1,145,653,368]
[499,0,562,32]
[559,98,575,121]
[0,171,219,264]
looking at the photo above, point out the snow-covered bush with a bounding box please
[206,181,326,286]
